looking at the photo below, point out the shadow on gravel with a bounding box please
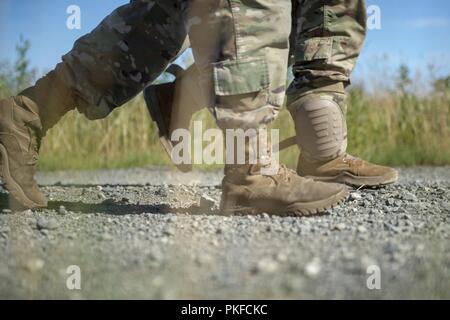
[46,199,223,217]
[0,189,218,216]
[1,190,330,218]
[45,199,329,218]
[48,200,173,216]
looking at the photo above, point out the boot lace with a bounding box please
[342,154,364,167]
[266,164,297,185]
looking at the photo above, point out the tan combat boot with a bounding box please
[297,153,398,187]
[220,130,348,216]
[0,64,75,209]
[288,89,398,187]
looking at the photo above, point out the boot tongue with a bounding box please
[248,161,281,176]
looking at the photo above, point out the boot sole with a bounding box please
[305,170,399,188]
[144,85,192,173]
[222,187,349,217]
[0,143,46,209]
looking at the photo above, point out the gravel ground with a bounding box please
[1,166,449,299]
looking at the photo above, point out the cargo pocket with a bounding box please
[213,57,270,113]
[295,37,333,63]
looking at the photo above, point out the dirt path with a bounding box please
[1,166,450,299]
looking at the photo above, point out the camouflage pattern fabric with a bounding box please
[57,0,365,128]
[185,0,291,129]
[62,0,187,120]
[59,0,291,130]
[287,0,367,103]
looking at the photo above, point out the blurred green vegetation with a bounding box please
[1,38,450,171]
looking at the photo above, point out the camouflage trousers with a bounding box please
[58,0,366,129]
[287,0,367,103]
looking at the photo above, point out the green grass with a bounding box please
[37,87,450,171]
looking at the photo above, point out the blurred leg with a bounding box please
[57,0,188,121]
[0,0,188,209]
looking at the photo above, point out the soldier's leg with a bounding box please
[287,0,397,187]
[185,0,293,130]
[0,0,187,208]
[27,0,187,126]
[184,0,348,216]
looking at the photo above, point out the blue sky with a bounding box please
[1,0,450,87]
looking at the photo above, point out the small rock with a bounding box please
[36,217,59,230]
[254,258,279,274]
[304,258,321,278]
[2,209,12,214]
[357,225,368,233]
[332,223,346,231]
[362,200,371,207]
[386,198,396,206]
[350,193,362,201]
[24,258,45,273]
[261,213,271,220]
[58,206,68,215]
[394,200,403,207]
[402,192,418,202]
